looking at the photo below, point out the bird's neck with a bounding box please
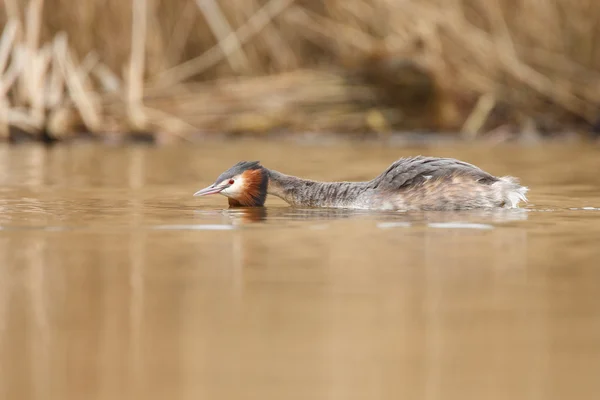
[266,169,367,207]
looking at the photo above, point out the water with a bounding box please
[0,141,599,400]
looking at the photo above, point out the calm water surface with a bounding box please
[0,141,599,400]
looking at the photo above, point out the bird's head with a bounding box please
[193,161,268,207]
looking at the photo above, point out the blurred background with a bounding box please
[2,0,600,143]
[2,2,600,400]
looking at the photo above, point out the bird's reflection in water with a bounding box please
[226,207,269,223]
[195,205,529,227]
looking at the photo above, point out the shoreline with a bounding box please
[5,127,596,147]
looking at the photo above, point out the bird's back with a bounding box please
[364,156,527,210]
[368,156,495,190]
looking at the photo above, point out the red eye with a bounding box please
[228,179,234,185]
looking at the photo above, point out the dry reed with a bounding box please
[1,0,599,141]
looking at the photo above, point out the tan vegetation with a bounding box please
[1,0,600,142]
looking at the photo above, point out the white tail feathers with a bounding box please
[494,176,529,208]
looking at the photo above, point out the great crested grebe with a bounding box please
[193,156,528,211]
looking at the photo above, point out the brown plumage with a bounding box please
[228,169,268,207]
[193,157,528,211]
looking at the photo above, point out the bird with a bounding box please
[193,157,528,211]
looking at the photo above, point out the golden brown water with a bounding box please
[1,141,600,400]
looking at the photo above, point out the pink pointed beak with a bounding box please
[193,183,225,197]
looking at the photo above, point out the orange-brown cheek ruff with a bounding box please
[229,169,268,207]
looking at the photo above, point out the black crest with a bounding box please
[215,161,263,183]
